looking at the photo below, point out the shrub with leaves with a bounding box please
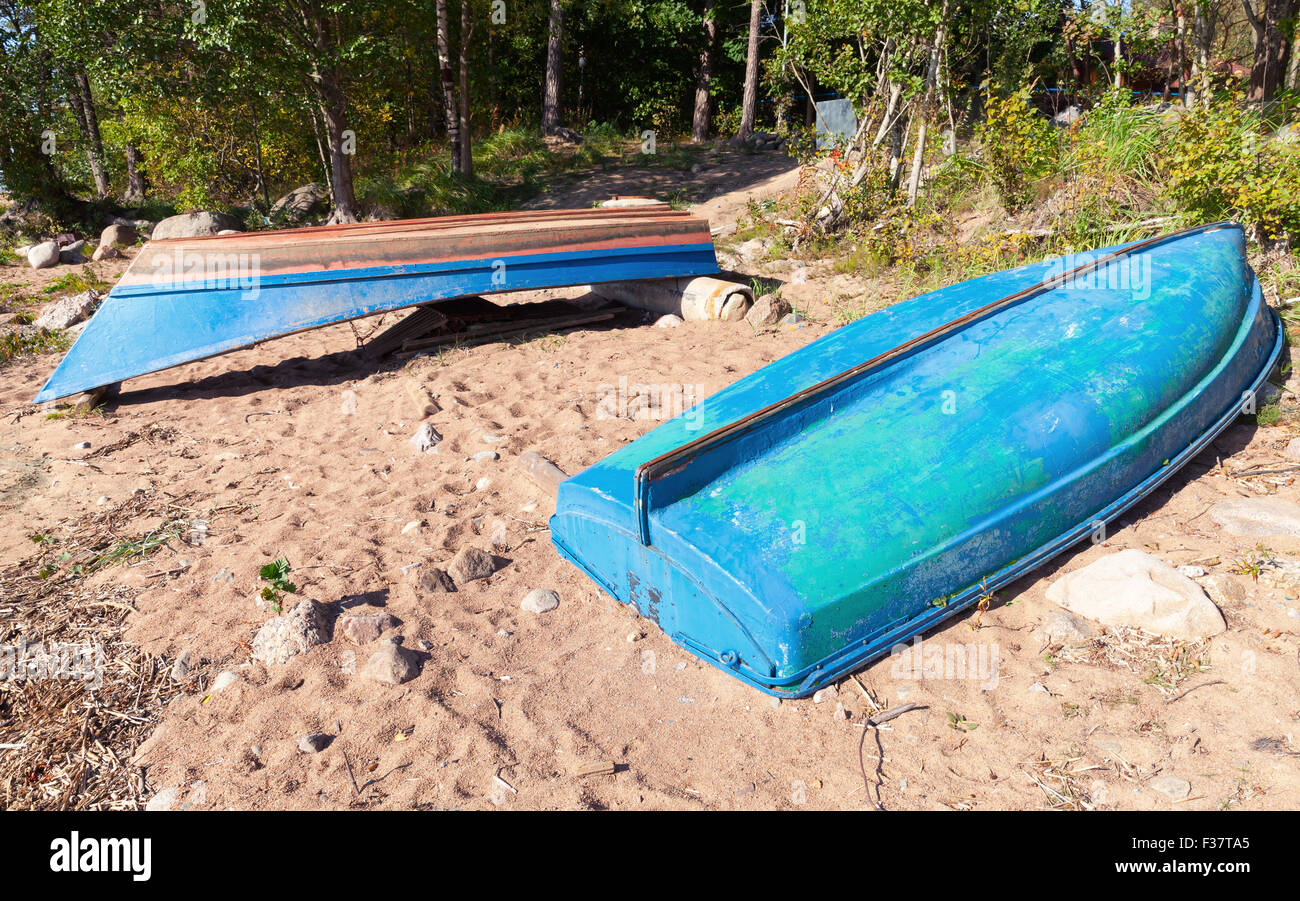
[1164,97,1300,246]
[977,86,1059,210]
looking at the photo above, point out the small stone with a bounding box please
[360,641,420,685]
[833,702,848,722]
[447,546,497,584]
[1177,565,1207,578]
[521,588,560,613]
[475,476,492,491]
[1201,573,1247,606]
[212,568,234,583]
[298,733,332,753]
[72,441,90,450]
[1028,682,1049,693]
[251,600,327,666]
[169,650,193,682]
[780,311,807,328]
[769,697,781,708]
[338,612,399,644]
[481,432,506,444]
[473,451,499,462]
[409,422,441,452]
[1284,437,1300,461]
[744,294,791,327]
[144,787,179,811]
[1034,606,1094,645]
[401,520,422,535]
[812,685,838,704]
[211,671,239,692]
[339,389,358,415]
[655,314,684,328]
[1149,775,1191,801]
[416,567,457,593]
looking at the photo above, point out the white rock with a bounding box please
[1035,606,1095,644]
[521,588,560,614]
[475,476,492,491]
[27,241,59,270]
[150,211,242,240]
[1149,775,1191,800]
[409,422,441,452]
[339,389,358,415]
[401,520,422,535]
[1284,437,1300,461]
[1177,565,1207,578]
[250,600,326,666]
[473,451,499,462]
[169,650,192,682]
[144,787,179,811]
[35,289,100,330]
[1044,550,1226,639]
[655,314,684,328]
[211,671,239,692]
[1211,497,1300,537]
[812,685,838,704]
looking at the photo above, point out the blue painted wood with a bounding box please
[35,241,719,402]
[550,223,1283,697]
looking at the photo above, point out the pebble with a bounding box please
[473,451,499,462]
[211,671,239,692]
[339,389,358,415]
[833,702,848,722]
[521,588,560,613]
[96,496,108,505]
[481,432,506,444]
[144,787,179,811]
[447,546,497,584]
[72,441,90,450]
[401,520,422,535]
[212,568,234,583]
[409,423,441,453]
[655,314,684,328]
[1028,682,1049,693]
[169,650,193,682]
[1177,564,1207,578]
[416,567,457,593]
[360,640,420,685]
[812,685,838,704]
[1149,775,1192,801]
[298,733,333,753]
[338,612,399,644]
[251,600,327,666]
[475,476,493,491]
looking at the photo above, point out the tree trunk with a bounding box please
[691,0,717,142]
[123,143,147,203]
[738,0,762,140]
[1190,2,1215,108]
[313,73,359,221]
[541,0,565,134]
[459,0,474,175]
[436,0,462,173]
[907,1,948,207]
[1242,0,1298,102]
[68,70,109,197]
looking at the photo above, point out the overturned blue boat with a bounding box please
[551,222,1282,697]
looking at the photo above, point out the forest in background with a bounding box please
[0,0,1297,275]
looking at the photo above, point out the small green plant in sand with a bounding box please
[946,712,979,732]
[259,557,298,614]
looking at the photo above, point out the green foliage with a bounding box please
[977,86,1058,209]
[0,327,70,368]
[1163,97,1300,245]
[259,557,298,614]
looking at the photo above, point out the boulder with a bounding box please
[271,184,328,221]
[27,241,59,270]
[745,294,791,327]
[1210,496,1300,538]
[1044,549,1226,639]
[250,599,327,666]
[34,289,101,330]
[100,223,138,247]
[91,244,121,261]
[150,211,243,241]
[58,239,86,264]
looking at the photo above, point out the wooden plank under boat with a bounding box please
[549,222,1283,697]
[34,205,718,402]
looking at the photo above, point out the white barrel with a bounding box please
[589,276,753,321]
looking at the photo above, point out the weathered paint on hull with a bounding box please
[35,206,718,402]
[550,223,1283,697]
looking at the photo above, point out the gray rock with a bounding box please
[735,237,772,262]
[338,612,399,644]
[416,567,457,594]
[297,732,333,753]
[521,588,560,614]
[1149,775,1191,800]
[1176,565,1207,578]
[780,311,807,327]
[473,451,499,462]
[35,289,100,330]
[1211,496,1300,537]
[1035,606,1095,644]
[271,183,328,221]
[1044,549,1226,639]
[1201,573,1247,606]
[27,240,59,270]
[91,244,120,261]
[360,640,420,685]
[1284,437,1300,461]
[409,423,441,453]
[169,650,193,682]
[1258,558,1300,592]
[744,293,791,327]
[250,599,327,666]
[150,211,243,241]
[100,223,138,247]
[812,685,838,704]
[447,546,497,584]
[144,787,179,811]
[58,239,85,264]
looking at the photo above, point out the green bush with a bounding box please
[977,86,1059,209]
